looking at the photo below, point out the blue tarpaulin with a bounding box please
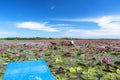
[3,60,56,80]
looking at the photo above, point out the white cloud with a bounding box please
[51,24,71,27]
[80,16,120,29]
[62,16,120,38]
[16,22,59,32]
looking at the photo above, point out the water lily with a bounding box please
[96,46,106,51]
[0,48,6,53]
[68,57,73,61]
[102,57,110,62]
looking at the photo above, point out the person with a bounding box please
[70,40,74,46]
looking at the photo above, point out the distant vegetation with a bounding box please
[0,37,120,40]
[0,37,76,40]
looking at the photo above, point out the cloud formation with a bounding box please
[16,22,59,32]
[62,16,120,38]
[51,24,71,27]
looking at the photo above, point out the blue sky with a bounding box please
[0,0,120,38]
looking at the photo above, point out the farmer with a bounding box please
[70,40,74,46]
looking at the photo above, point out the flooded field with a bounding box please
[0,40,120,80]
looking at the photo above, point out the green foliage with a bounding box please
[0,40,120,79]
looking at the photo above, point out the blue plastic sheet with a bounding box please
[3,60,56,80]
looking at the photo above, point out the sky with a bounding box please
[0,0,120,38]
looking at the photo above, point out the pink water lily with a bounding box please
[0,48,6,53]
[68,57,73,61]
[17,52,22,56]
[97,46,106,51]
[102,57,110,62]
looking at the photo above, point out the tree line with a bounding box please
[0,37,119,40]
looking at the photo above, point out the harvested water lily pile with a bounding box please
[0,40,120,80]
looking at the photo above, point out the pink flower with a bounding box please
[97,46,106,51]
[102,57,110,62]
[17,52,22,56]
[25,43,32,48]
[0,48,6,53]
[68,57,73,61]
